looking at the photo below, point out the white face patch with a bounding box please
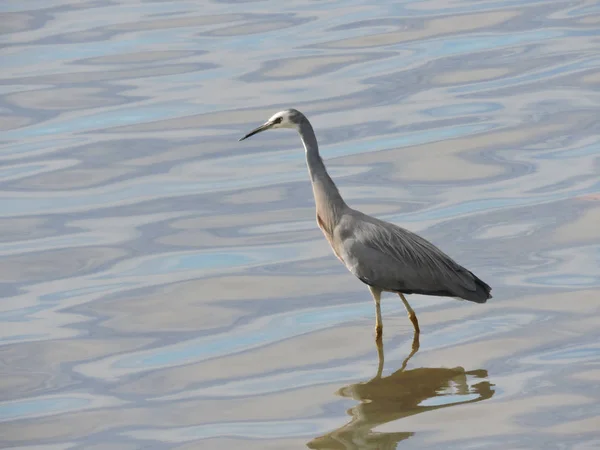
[267,110,298,129]
[239,109,303,141]
[268,111,286,123]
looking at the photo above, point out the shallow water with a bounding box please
[1,0,600,448]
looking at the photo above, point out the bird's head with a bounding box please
[239,109,306,141]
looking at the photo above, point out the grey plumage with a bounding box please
[338,212,491,302]
[240,108,491,338]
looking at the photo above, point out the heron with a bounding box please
[239,109,491,339]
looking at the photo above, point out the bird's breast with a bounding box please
[316,213,344,263]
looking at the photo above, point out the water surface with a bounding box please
[1,0,600,448]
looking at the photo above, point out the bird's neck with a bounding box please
[299,121,347,233]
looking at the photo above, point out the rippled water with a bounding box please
[1,0,600,448]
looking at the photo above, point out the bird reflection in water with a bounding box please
[307,333,494,449]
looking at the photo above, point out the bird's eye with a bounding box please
[274,117,283,124]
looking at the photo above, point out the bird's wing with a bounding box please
[338,215,477,296]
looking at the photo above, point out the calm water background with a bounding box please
[1,0,600,448]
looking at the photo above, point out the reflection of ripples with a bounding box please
[308,334,494,449]
[1,0,599,448]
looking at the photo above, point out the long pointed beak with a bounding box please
[239,121,273,141]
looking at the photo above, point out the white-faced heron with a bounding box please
[239,109,492,339]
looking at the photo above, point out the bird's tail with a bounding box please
[462,272,492,304]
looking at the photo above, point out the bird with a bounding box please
[239,109,491,339]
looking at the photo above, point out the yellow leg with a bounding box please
[374,327,420,381]
[399,329,420,372]
[399,293,420,334]
[369,286,383,340]
[375,335,384,379]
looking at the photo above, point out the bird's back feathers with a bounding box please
[335,210,492,303]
